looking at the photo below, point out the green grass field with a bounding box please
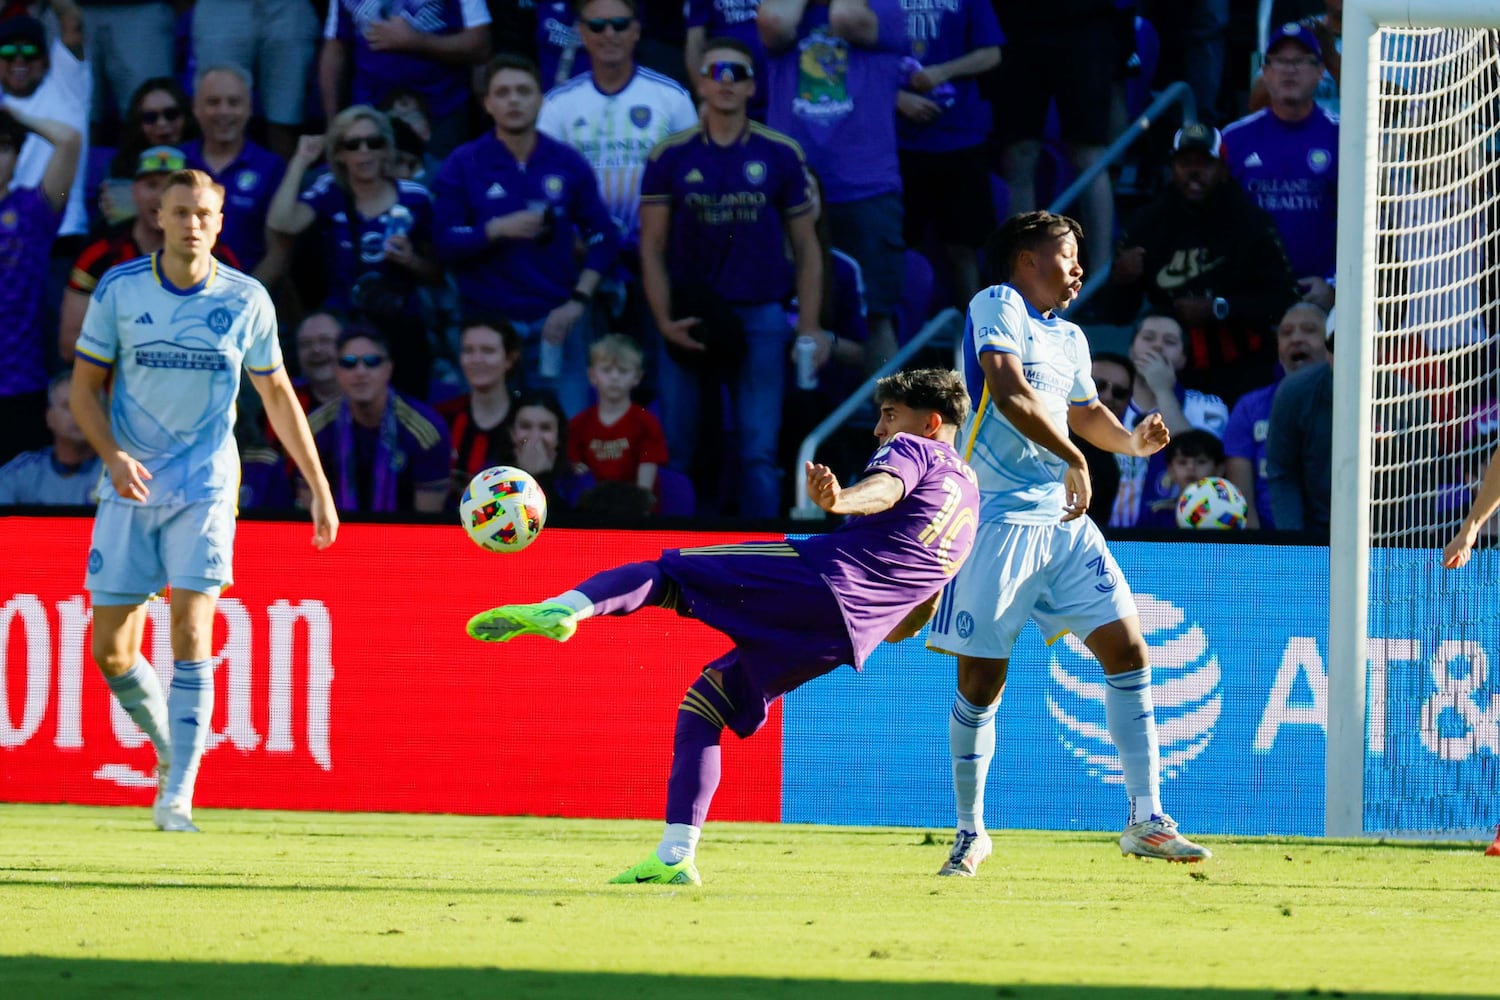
[1,804,1495,999]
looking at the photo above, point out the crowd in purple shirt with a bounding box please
[4,0,1471,531]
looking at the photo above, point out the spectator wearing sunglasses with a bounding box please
[0,13,90,241]
[267,105,441,398]
[0,103,82,464]
[183,64,287,275]
[538,0,697,249]
[639,37,822,518]
[303,326,451,513]
[320,0,493,159]
[759,0,908,374]
[432,55,620,417]
[103,77,198,206]
[684,0,770,121]
[61,145,243,363]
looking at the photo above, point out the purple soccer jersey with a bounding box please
[895,0,1004,153]
[791,432,979,667]
[1221,107,1339,281]
[0,186,61,397]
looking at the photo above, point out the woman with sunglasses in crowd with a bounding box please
[267,105,442,399]
[99,77,199,228]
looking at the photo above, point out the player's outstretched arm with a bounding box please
[883,590,941,643]
[252,367,338,549]
[1443,442,1500,569]
[1069,399,1170,458]
[806,462,904,516]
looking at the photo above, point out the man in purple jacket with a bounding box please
[431,54,621,417]
[466,368,980,884]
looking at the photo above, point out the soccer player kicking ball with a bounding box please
[466,369,980,884]
[926,211,1212,875]
[71,170,338,832]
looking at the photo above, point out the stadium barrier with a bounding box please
[4,517,1495,836]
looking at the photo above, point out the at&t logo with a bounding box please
[1046,594,1222,783]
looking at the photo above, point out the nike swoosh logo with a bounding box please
[1156,255,1228,290]
[635,875,656,883]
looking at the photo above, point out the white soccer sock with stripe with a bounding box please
[1104,667,1162,823]
[949,692,998,833]
[657,822,700,864]
[105,658,171,761]
[550,590,595,619]
[164,659,214,806]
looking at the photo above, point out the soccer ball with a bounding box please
[459,466,547,552]
[1175,476,1248,530]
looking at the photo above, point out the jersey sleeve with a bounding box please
[861,432,927,497]
[639,141,673,203]
[1222,398,1256,459]
[1070,328,1097,405]
[242,286,284,375]
[969,286,1027,357]
[76,277,120,368]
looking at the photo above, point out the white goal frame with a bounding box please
[1330,0,1500,837]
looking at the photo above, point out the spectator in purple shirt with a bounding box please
[0,106,82,465]
[685,0,769,120]
[319,0,493,159]
[535,0,591,88]
[432,54,620,418]
[267,106,442,399]
[302,326,451,512]
[759,0,907,368]
[1222,301,1328,530]
[640,37,824,518]
[895,0,1001,307]
[184,65,287,276]
[1222,22,1339,312]
[464,367,979,885]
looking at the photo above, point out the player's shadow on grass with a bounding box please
[0,960,1493,1000]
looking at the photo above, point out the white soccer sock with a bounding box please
[949,692,998,833]
[1104,667,1162,823]
[657,822,700,864]
[550,590,596,619]
[104,658,171,761]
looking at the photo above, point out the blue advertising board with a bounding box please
[782,542,1500,837]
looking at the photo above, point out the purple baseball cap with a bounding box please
[1266,21,1322,61]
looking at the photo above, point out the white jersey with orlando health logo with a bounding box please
[538,67,698,243]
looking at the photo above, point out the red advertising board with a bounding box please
[1,515,784,821]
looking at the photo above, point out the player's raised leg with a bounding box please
[1085,617,1211,862]
[466,560,679,642]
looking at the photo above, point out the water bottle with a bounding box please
[794,335,819,390]
[539,337,563,379]
[383,204,413,244]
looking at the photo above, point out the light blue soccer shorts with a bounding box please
[927,515,1137,658]
[85,499,235,606]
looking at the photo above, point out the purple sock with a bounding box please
[575,561,669,617]
[665,671,735,827]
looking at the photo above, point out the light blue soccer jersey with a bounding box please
[74,253,282,507]
[959,283,1097,524]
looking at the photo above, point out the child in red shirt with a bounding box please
[568,335,669,501]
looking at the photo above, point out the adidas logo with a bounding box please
[486,182,506,198]
[1244,152,1263,168]
[684,168,703,183]
[134,313,154,325]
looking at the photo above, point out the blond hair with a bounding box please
[326,105,396,190]
[588,333,644,372]
[163,168,226,204]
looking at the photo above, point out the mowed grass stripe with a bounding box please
[0,805,1494,999]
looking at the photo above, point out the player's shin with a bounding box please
[950,692,998,833]
[1103,667,1162,823]
[567,561,673,619]
[659,674,734,863]
[105,658,171,761]
[164,659,215,806]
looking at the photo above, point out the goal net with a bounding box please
[1331,3,1500,837]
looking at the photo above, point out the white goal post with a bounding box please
[1331,0,1500,837]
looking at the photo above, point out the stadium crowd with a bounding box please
[0,0,1489,532]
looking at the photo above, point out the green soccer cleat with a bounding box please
[609,855,702,886]
[466,602,579,643]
